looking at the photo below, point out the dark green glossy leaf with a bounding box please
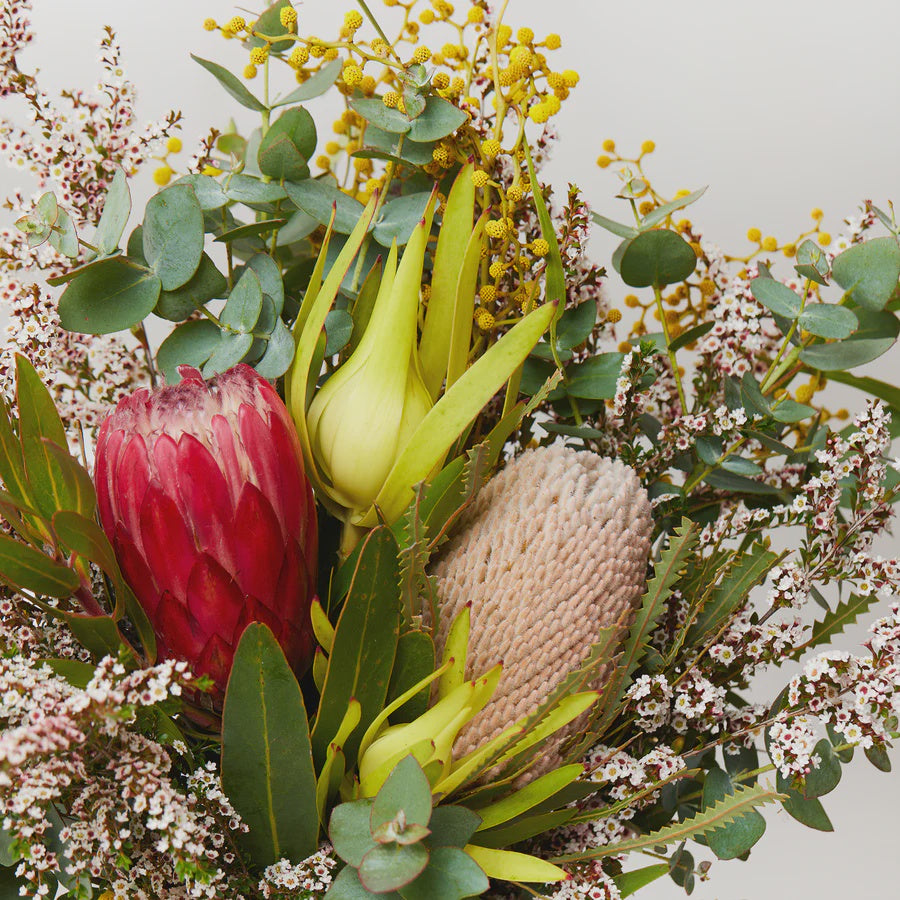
[285,179,365,233]
[776,773,833,831]
[350,97,412,134]
[470,809,574,848]
[330,798,377,867]
[258,107,316,181]
[864,743,892,772]
[832,236,900,310]
[720,455,764,476]
[740,372,771,417]
[155,253,227,321]
[359,842,429,893]
[399,845,489,900]
[702,767,765,859]
[94,168,132,255]
[556,300,597,349]
[669,320,714,352]
[221,269,263,333]
[374,192,432,247]
[750,276,802,318]
[566,353,625,399]
[0,533,79,597]
[385,630,434,723]
[273,58,343,107]
[157,319,222,383]
[620,229,697,288]
[202,331,254,377]
[254,319,295,379]
[324,308,354,356]
[173,174,228,210]
[222,623,319,867]
[427,806,481,849]
[371,756,432,830]
[191,53,267,111]
[143,184,204,291]
[803,739,842,798]
[311,528,401,769]
[798,303,858,339]
[59,259,161,334]
[406,96,467,142]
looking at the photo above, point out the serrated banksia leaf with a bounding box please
[94,364,317,698]
[430,444,652,774]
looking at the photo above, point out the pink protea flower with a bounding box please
[94,364,317,698]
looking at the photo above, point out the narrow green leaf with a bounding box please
[191,54,268,111]
[824,371,900,409]
[474,765,583,830]
[94,168,132,255]
[524,143,565,308]
[0,533,79,598]
[385,630,435,723]
[590,211,638,239]
[222,623,319,867]
[273,58,342,107]
[615,864,670,897]
[640,186,708,229]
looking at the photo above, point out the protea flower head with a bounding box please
[94,364,317,699]
[429,444,652,776]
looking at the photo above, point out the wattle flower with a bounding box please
[93,364,318,698]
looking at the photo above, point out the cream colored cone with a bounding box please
[429,444,652,777]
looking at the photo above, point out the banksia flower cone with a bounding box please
[430,445,652,775]
[94,364,317,698]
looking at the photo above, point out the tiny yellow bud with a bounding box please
[618,340,633,353]
[638,200,654,216]
[699,278,717,298]
[249,46,268,65]
[316,155,331,170]
[835,408,849,420]
[360,75,376,94]
[201,164,222,176]
[528,103,550,124]
[325,141,341,155]
[383,91,401,108]
[783,243,797,257]
[641,140,656,154]
[280,6,298,28]
[506,184,523,202]
[810,207,824,220]
[412,45,432,63]
[153,165,173,186]
[530,238,550,258]
[601,138,615,152]
[497,24,513,45]
[471,169,489,188]
[481,138,501,158]
[818,231,832,246]
[324,47,339,61]
[746,227,762,242]
[420,9,436,23]
[517,26,534,43]
[467,6,485,23]
[480,284,497,303]
[165,136,182,153]
[562,69,579,87]
[203,18,218,31]
[624,294,640,308]
[794,384,815,404]
[474,307,496,331]
[244,63,258,79]
[596,155,612,168]
[606,308,622,323]
[485,220,506,239]
[226,16,246,33]
[761,235,778,252]
[544,33,561,49]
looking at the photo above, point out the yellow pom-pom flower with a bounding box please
[383,91,401,109]
[562,69,580,87]
[203,18,218,31]
[244,64,258,79]
[810,207,824,220]
[412,45,432,63]
[420,9,436,23]
[544,33,561,49]
[528,103,550,124]
[471,169,489,188]
[344,10,363,30]
[606,308,622,323]
[818,231,832,246]
[432,72,450,90]
[280,7,298,28]
[481,138,501,158]
[624,294,640,308]
[596,155,612,168]
[485,220,506,239]
[530,238,550,257]
[746,227,762,242]
[474,308,496,331]
[342,64,364,87]
[761,235,778,252]
[480,284,497,303]
[506,184,523,202]
[488,261,505,279]
[517,26,535,43]
[641,140,656,154]
[467,6,485,23]
[290,46,310,67]
[226,16,246,33]
[316,155,331,170]
[601,138,616,152]
[166,136,182,153]
[249,47,268,65]
[153,165,173,186]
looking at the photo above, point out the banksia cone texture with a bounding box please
[430,445,652,774]
[94,365,317,697]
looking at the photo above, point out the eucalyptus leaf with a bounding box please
[702,767,765,859]
[49,208,79,258]
[254,318,295,378]
[374,192,433,246]
[800,308,899,370]
[285,179,365,233]
[399,846,489,900]
[349,97,412,134]
[359,843,429,894]
[155,253,227,322]
[247,0,294,53]
[94,168,131,255]
[191,54,267,111]
[273,58,342,106]
[406,96,467,142]
[590,211,638,239]
[620,229,697,288]
[555,300,597,349]
[798,302,858,339]
[142,184,204,291]
[360,126,434,166]
[221,269,263,333]
[214,219,287,244]
[794,239,830,285]
[157,319,222,383]
[371,756,432,830]
[258,106,317,181]
[831,236,900,310]
[325,308,354,356]
[750,277,802,318]
[224,174,288,205]
[202,331,254,377]
[566,353,625,400]
[640,186,708,229]
[803,739,842,798]
[771,398,816,423]
[174,174,228,210]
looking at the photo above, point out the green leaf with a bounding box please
[794,593,878,658]
[750,277,802,318]
[350,97,412,134]
[800,308,899,370]
[258,107,316,181]
[405,96,467,142]
[222,622,319,867]
[803,739,842,798]
[358,126,435,167]
[374,192,433,247]
[324,308,354,356]
[273,58,343,106]
[703,468,781,495]
[248,0,295,53]
[359,843,429,893]
[202,331,254,377]
[155,253,227,321]
[372,755,433,829]
[173,174,228,210]
[215,219,287,245]
[0,533,79,598]
[640,187,708,230]
[565,353,624,400]
[399,846,489,900]
[59,259,161,334]
[553,783,781,862]
[311,527,401,769]
[795,239,830,285]
[385,630,435,723]
[776,773,833,831]
[330,798,377,867]
[620,229,697,288]
[864,744,892,772]
[686,544,779,645]
[191,54,268,111]
[798,303,858,339]
[771,398,817,423]
[823,371,900,409]
[94,168,132,255]
[702,767,766,859]
[157,319,222,383]
[221,269,263,333]
[143,184,205,291]
[285,179,365,233]
[15,353,65,453]
[669,320,714,352]
[328,865,397,899]
[555,300,597,349]
[590,211,638,239]
[719,454,764,476]
[245,253,285,316]
[524,144,565,310]
[831,236,900,310]
[475,765,583,831]
[254,319,295,379]
[223,174,287,205]
[427,806,481,849]
[615,864,670,898]
[49,208,78,258]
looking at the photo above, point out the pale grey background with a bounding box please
[2,1,900,898]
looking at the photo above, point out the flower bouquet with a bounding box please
[1,1,899,898]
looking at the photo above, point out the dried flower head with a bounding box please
[430,444,652,772]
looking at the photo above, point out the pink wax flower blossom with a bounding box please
[93,364,318,697]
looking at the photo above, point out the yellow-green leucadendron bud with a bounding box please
[306,203,436,515]
[429,444,653,780]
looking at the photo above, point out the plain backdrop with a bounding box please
[2,2,900,898]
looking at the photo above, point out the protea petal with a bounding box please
[232,483,285,605]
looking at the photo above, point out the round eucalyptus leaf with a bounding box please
[406,96,468,143]
[59,258,161,334]
[373,192,433,247]
[702,767,766,860]
[619,229,697,288]
[155,253,227,322]
[156,320,222,383]
[798,302,858,339]
[174,174,228,211]
[349,97,412,135]
[202,331,254,377]
[324,309,354,356]
[258,107,317,182]
[48,209,79,258]
[832,236,900,310]
[750,277,802,318]
[220,269,263,334]
[245,253,285,315]
[255,319,295,379]
[142,183,204,291]
[358,842,429,893]
[285,179,365,233]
